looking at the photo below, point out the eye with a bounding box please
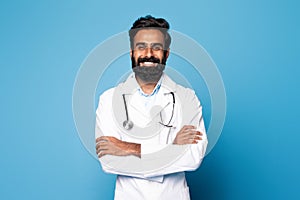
[152,44,163,51]
[136,44,146,50]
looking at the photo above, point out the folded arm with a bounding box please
[96,136,141,158]
[95,88,207,178]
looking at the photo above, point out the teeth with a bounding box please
[142,62,157,66]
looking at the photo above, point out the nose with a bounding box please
[145,47,153,57]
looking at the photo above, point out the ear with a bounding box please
[130,49,133,58]
[165,48,170,59]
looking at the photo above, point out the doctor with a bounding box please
[95,15,208,200]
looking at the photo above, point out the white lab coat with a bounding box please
[95,73,208,200]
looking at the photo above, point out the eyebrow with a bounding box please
[135,42,164,47]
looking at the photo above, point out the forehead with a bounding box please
[133,29,164,45]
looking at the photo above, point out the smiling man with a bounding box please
[95,15,208,200]
[131,28,168,87]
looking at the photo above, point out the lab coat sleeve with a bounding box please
[96,88,207,179]
[141,88,208,178]
[95,89,121,140]
[95,89,151,179]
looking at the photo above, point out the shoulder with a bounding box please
[97,73,134,106]
[163,74,196,97]
[175,84,196,96]
[164,75,201,105]
[97,87,115,105]
[163,73,194,90]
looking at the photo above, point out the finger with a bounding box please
[98,149,110,158]
[96,136,109,143]
[106,136,116,140]
[103,136,118,142]
[182,135,200,142]
[97,149,101,157]
[186,138,194,144]
[96,143,110,152]
[181,134,194,140]
[186,130,200,135]
[186,131,203,138]
[96,137,101,143]
[184,125,196,129]
[183,130,196,135]
[184,128,198,133]
[96,141,107,150]
[96,146,106,155]
[96,148,101,155]
[96,141,105,149]
[98,151,104,158]
[196,131,203,136]
[96,144,100,151]
[178,131,197,139]
[192,140,198,144]
[183,125,196,130]
[96,136,105,143]
[180,139,194,145]
[193,136,202,141]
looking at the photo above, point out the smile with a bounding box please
[140,62,158,67]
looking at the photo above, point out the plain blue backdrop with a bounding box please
[1,0,299,199]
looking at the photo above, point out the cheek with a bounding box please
[134,51,164,60]
[133,52,142,59]
[154,52,164,60]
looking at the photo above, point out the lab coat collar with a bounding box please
[121,72,177,95]
[121,73,176,125]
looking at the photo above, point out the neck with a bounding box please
[135,76,158,95]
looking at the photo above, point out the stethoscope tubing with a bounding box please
[122,92,175,130]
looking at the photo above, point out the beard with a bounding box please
[131,51,168,83]
[133,64,165,83]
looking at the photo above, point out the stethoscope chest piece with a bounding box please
[123,120,133,130]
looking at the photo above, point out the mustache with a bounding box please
[137,56,161,65]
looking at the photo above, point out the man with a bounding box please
[95,15,208,200]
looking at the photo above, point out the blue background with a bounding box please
[1,0,299,199]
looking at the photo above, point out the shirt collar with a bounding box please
[121,72,176,95]
[137,75,163,97]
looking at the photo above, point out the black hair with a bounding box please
[129,15,171,50]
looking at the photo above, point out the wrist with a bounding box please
[124,142,141,158]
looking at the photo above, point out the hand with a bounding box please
[173,125,203,145]
[95,136,141,158]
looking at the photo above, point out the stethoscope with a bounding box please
[122,92,175,130]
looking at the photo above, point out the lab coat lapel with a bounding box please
[146,74,177,122]
[121,73,150,120]
[129,93,150,119]
[119,73,178,124]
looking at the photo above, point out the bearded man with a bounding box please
[95,15,208,200]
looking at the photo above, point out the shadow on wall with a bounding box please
[186,154,227,200]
